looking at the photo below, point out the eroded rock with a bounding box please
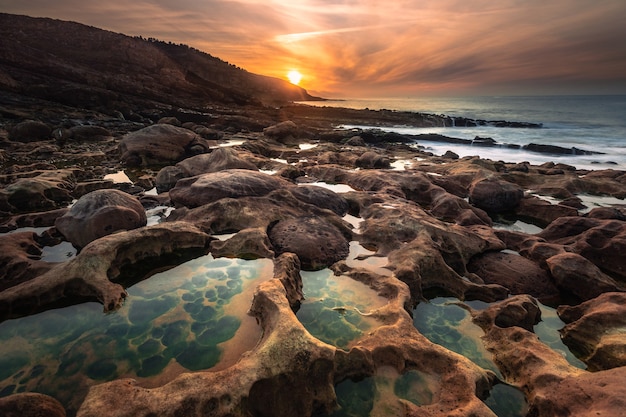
[55,189,147,248]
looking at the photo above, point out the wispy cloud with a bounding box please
[2,0,626,96]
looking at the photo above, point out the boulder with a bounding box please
[472,294,541,332]
[538,217,626,282]
[355,151,391,169]
[469,178,524,213]
[467,251,560,304]
[0,393,66,417]
[546,253,625,301]
[558,292,626,371]
[209,227,275,259]
[9,120,52,142]
[0,170,75,213]
[169,169,292,208]
[176,147,258,176]
[68,125,111,141]
[263,120,299,144]
[119,124,208,166]
[268,216,350,270]
[154,165,187,193]
[55,189,147,248]
[287,185,349,216]
[515,195,579,227]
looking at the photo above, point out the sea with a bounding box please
[299,95,626,171]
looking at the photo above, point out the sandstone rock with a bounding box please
[55,189,147,248]
[477,297,626,417]
[0,222,211,320]
[287,185,349,216]
[209,227,275,259]
[467,251,560,304]
[546,253,625,301]
[0,171,75,213]
[157,116,182,126]
[585,206,626,220]
[263,120,299,144]
[472,294,541,332]
[469,178,524,213]
[0,393,66,417]
[558,292,626,371]
[68,125,111,141]
[176,147,258,176]
[0,231,53,291]
[538,217,626,282]
[119,124,208,166]
[515,195,579,227]
[9,120,52,142]
[169,169,292,208]
[268,216,350,270]
[355,151,391,169]
[154,165,186,193]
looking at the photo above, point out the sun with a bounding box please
[287,70,303,85]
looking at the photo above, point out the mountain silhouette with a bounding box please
[0,13,321,116]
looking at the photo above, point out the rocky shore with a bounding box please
[1,94,626,417]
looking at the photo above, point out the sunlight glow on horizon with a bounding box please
[287,70,303,85]
[3,0,626,97]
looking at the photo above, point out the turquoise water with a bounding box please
[413,297,528,416]
[296,268,387,349]
[0,255,272,414]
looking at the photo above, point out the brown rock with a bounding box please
[119,124,208,166]
[469,177,524,213]
[355,151,391,169]
[9,120,52,142]
[515,195,579,227]
[558,292,626,371]
[546,253,625,301]
[0,231,53,291]
[0,393,66,417]
[0,222,211,321]
[472,294,541,332]
[268,216,350,270]
[477,297,626,417]
[176,147,258,176]
[538,217,626,282]
[263,120,299,144]
[467,251,560,304]
[287,185,349,216]
[0,170,75,213]
[169,169,292,208]
[209,227,274,259]
[55,189,147,248]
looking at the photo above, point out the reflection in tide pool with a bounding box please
[296,268,387,349]
[324,367,439,416]
[535,304,586,369]
[413,297,500,376]
[0,255,272,414]
[413,297,528,416]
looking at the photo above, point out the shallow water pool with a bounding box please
[0,255,272,414]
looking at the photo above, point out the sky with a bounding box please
[2,0,626,98]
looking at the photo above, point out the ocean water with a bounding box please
[300,95,626,170]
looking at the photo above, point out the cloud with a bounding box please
[2,0,626,96]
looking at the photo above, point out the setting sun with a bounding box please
[287,70,302,85]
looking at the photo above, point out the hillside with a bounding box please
[0,13,320,116]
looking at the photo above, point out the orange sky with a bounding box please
[2,0,626,98]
